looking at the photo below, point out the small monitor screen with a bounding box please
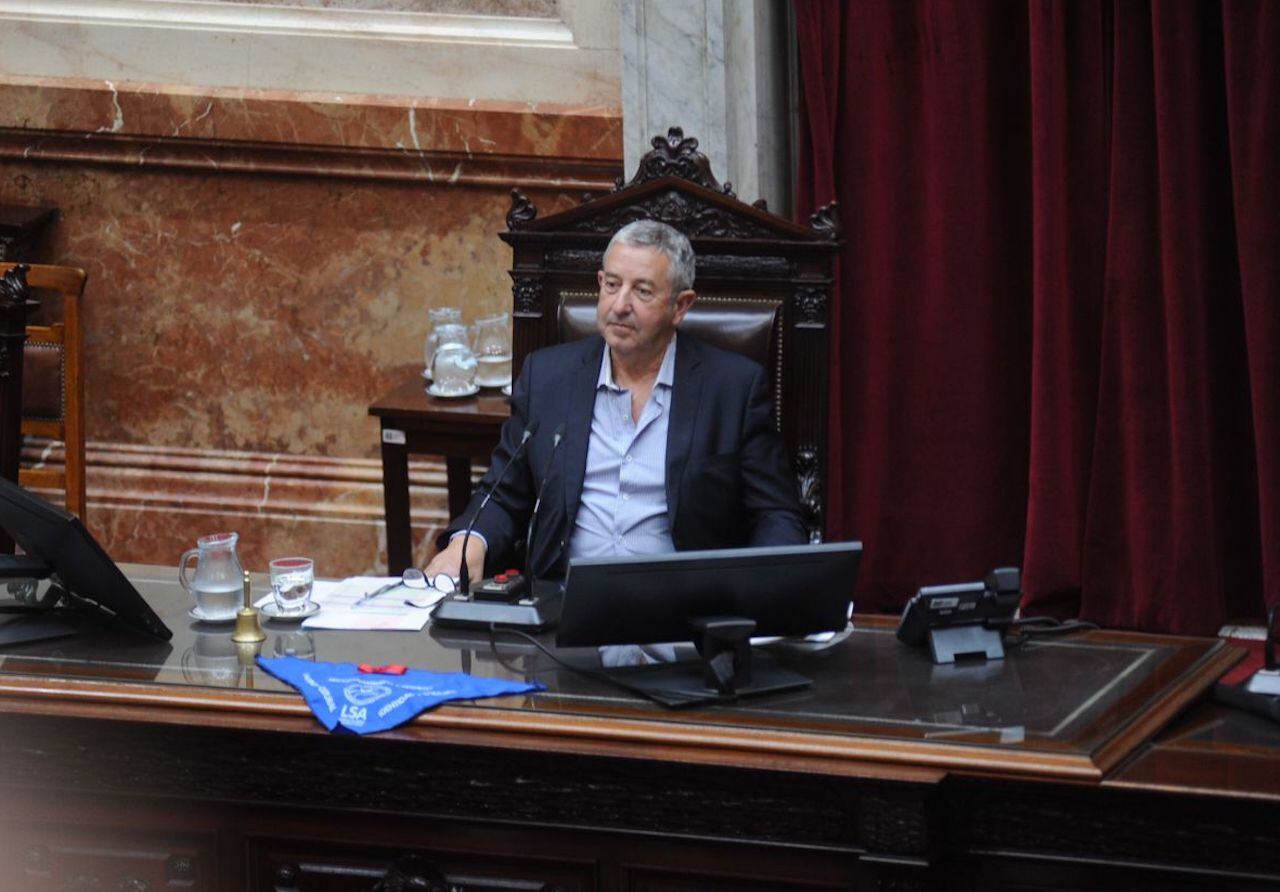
[556,542,862,648]
[0,477,172,640]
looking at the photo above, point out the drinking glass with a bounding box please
[473,312,512,387]
[269,557,315,614]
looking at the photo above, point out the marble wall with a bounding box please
[620,0,793,214]
[0,0,619,104]
[222,0,559,12]
[1,75,622,577]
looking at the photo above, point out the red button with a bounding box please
[495,574,509,583]
[506,568,520,576]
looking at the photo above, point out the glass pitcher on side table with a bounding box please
[427,323,478,397]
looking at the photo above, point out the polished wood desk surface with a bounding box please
[368,380,510,573]
[0,565,1245,787]
[368,379,511,432]
[1109,701,1280,798]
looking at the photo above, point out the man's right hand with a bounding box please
[424,534,487,589]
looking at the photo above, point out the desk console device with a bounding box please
[431,574,563,631]
[432,421,567,632]
[897,567,1020,664]
[0,477,171,640]
[556,542,862,706]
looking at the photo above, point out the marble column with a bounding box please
[620,0,793,215]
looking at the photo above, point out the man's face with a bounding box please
[596,243,694,363]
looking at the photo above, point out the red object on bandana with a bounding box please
[358,663,408,675]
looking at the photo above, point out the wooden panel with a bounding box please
[622,871,847,892]
[0,713,878,852]
[254,843,592,892]
[0,817,213,891]
[619,856,857,891]
[967,858,1280,892]
[947,774,1280,887]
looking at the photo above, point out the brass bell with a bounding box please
[230,570,266,644]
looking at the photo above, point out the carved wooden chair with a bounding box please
[500,128,841,539]
[0,262,88,519]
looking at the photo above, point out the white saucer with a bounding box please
[501,383,512,397]
[189,606,237,625]
[261,601,321,622]
[477,376,512,390]
[424,380,481,399]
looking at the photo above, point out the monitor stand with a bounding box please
[610,616,811,708]
[0,559,80,646]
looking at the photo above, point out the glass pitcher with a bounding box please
[429,325,478,396]
[472,311,512,388]
[178,531,245,621]
[423,306,464,380]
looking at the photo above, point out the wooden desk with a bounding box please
[2,566,1272,891]
[368,381,509,573]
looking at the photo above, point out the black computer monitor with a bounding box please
[0,477,172,640]
[555,542,862,706]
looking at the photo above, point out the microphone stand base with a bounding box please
[431,580,563,631]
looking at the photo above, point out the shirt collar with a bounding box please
[599,333,678,392]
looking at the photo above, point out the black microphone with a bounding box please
[457,420,539,596]
[524,421,566,583]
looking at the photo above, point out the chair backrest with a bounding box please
[500,128,841,538]
[0,262,87,519]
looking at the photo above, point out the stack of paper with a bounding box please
[255,577,447,631]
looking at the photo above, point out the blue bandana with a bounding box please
[257,657,543,734]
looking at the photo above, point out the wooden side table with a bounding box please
[368,381,509,574]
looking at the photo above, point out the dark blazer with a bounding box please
[443,333,807,578]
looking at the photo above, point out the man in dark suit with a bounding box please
[425,220,806,585]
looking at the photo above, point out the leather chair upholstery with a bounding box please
[558,293,784,424]
[22,342,63,420]
[557,293,780,378]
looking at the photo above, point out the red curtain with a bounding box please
[794,0,1278,635]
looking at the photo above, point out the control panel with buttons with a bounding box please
[473,568,529,602]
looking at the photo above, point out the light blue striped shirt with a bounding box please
[566,336,678,561]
